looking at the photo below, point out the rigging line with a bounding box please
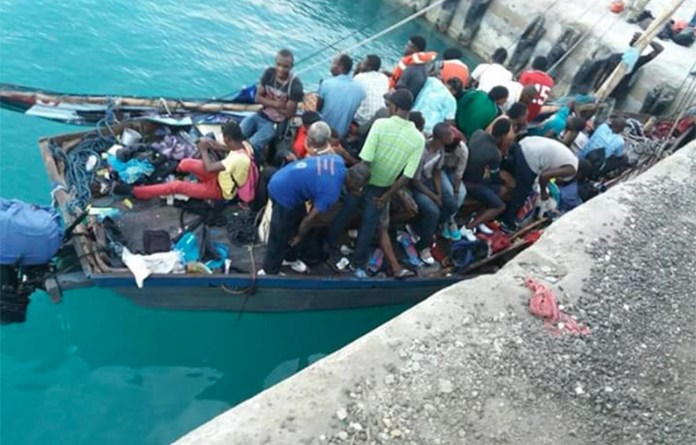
[554,13,624,87]
[295,0,448,76]
[546,0,612,74]
[293,1,409,68]
[504,0,568,52]
[671,60,696,115]
[204,1,411,103]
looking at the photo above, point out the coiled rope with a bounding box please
[49,119,117,215]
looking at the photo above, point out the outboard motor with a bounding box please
[0,198,63,323]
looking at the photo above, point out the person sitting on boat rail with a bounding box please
[501,136,579,230]
[353,55,390,127]
[455,85,509,141]
[126,121,253,202]
[391,36,438,99]
[327,89,425,278]
[519,56,555,123]
[317,54,366,137]
[241,48,304,162]
[470,47,513,93]
[259,122,370,276]
[578,117,628,177]
[438,47,469,88]
[460,118,516,240]
[409,122,459,264]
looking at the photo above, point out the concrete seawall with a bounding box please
[414,0,696,112]
[177,143,696,444]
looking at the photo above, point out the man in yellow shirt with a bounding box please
[131,121,252,201]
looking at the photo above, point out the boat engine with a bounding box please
[0,198,64,324]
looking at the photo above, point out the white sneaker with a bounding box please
[335,257,350,271]
[459,226,477,242]
[282,259,308,273]
[476,223,494,235]
[347,229,358,239]
[340,244,354,256]
[258,269,286,276]
[419,248,435,266]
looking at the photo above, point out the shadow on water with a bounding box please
[1,288,412,444]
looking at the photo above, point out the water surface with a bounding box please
[0,1,474,443]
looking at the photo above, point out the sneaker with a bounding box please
[282,259,308,273]
[499,221,518,234]
[441,225,453,240]
[477,223,494,235]
[447,221,462,241]
[335,257,351,271]
[257,269,286,277]
[353,268,368,279]
[339,244,354,256]
[347,229,358,239]
[459,226,477,242]
[419,248,435,266]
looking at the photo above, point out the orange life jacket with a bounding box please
[389,51,438,89]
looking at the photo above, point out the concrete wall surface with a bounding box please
[177,141,696,445]
[410,0,696,112]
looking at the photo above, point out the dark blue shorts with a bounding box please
[466,182,504,209]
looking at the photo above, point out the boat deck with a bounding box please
[96,194,440,279]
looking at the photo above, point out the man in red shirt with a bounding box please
[519,56,554,123]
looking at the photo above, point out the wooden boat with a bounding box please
[43,120,550,313]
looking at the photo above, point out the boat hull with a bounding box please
[91,274,461,312]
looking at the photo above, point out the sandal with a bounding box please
[395,269,416,280]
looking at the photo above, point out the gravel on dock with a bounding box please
[319,165,696,444]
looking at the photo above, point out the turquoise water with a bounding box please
[0,1,474,443]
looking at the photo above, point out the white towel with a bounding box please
[121,247,184,288]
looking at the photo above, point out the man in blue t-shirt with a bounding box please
[317,54,366,137]
[260,123,370,275]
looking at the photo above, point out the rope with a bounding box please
[554,13,624,87]
[671,60,696,117]
[203,0,410,104]
[49,130,116,215]
[295,0,447,76]
[504,0,567,53]
[546,0,613,74]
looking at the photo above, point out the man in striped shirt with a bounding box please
[328,89,425,277]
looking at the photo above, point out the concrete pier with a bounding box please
[418,0,696,112]
[176,143,696,444]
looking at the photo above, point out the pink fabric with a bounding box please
[526,277,590,336]
[133,159,222,200]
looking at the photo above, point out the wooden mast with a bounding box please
[594,0,686,101]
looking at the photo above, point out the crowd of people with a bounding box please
[125,35,653,278]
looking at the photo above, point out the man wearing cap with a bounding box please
[327,89,425,278]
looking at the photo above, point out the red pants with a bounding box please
[133,159,223,200]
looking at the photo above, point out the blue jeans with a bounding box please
[440,170,466,222]
[328,185,387,268]
[501,142,536,225]
[689,11,696,28]
[412,187,440,251]
[240,112,277,160]
[262,200,305,275]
